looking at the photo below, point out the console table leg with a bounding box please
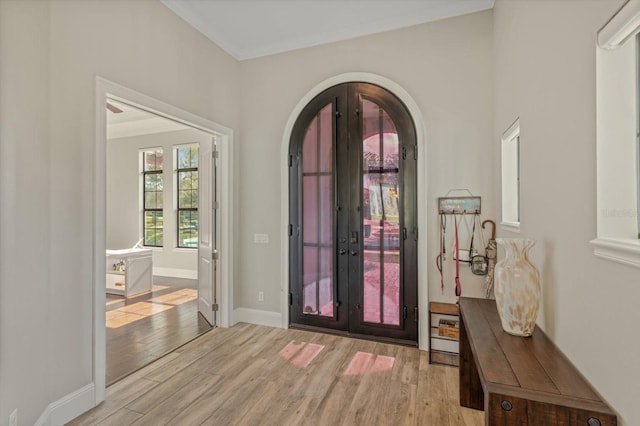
[459,311,484,410]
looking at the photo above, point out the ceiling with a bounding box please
[160,0,494,61]
[106,99,190,140]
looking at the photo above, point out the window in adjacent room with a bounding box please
[176,145,199,248]
[142,149,164,247]
[501,119,520,232]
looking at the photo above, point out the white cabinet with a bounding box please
[106,248,153,298]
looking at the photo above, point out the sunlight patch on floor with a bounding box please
[291,343,324,368]
[120,301,174,316]
[106,310,146,328]
[150,288,197,305]
[106,302,173,328]
[343,351,395,376]
[279,340,325,368]
[106,288,197,329]
[370,354,395,373]
[344,351,374,376]
[279,341,307,360]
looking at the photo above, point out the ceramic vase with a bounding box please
[494,238,540,336]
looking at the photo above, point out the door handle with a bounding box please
[351,250,358,256]
[339,249,346,255]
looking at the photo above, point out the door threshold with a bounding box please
[289,323,418,348]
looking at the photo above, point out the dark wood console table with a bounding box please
[459,297,617,425]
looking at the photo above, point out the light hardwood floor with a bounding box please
[106,276,212,385]
[70,323,483,426]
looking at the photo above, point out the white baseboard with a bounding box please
[35,383,95,426]
[153,267,197,279]
[233,307,283,328]
[34,405,51,426]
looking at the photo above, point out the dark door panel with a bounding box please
[289,85,348,330]
[289,83,417,344]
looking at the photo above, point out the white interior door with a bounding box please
[198,136,217,325]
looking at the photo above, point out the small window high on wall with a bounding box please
[142,149,164,247]
[501,119,520,232]
[593,1,640,268]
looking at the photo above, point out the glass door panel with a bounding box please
[301,104,334,317]
[362,99,400,326]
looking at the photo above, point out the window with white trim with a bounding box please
[593,1,640,267]
[142,149,164,247]
[501,119,520,231]
[176,145,199,248]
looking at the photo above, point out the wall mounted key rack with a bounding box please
[438,189,481,215]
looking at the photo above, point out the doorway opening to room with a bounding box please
[105,99,217,385]
[288,83,418,345]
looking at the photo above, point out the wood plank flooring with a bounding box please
[73,323,483,425]
[106,276,212,385]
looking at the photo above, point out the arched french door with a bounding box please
[288,83,418,344]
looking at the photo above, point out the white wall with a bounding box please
[0,0,53,423]
[494,1,637,424]
[0,0,240,424]
[238,11,496,315]
[107,129,211,277]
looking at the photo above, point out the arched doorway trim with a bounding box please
[280,73,429,349]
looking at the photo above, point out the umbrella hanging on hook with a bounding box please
[482,219,497,298]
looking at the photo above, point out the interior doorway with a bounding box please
[94,78,234,403]
[288,82,418,345]
[104,98,217,384]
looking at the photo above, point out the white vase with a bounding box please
[494,238,540,336]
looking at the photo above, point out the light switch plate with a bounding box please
[254,233,269,244]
